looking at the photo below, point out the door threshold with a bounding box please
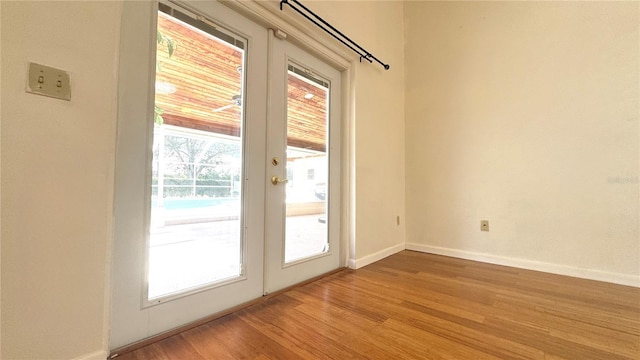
[109,267,347,358]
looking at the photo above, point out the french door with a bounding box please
[265,31,341,294]
[111,0,341,350]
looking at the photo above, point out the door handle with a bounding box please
[271,176,288,185]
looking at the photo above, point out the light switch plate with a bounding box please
[26,62,71,101]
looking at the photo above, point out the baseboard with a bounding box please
[349,242,405,269]
[70,349,108,360]
[406,243,640,288]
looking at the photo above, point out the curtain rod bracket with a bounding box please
[280,0,389,71]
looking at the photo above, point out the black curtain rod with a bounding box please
[279,0,390,70]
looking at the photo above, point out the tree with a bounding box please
[154,133,241,198]
[155,30,178,125]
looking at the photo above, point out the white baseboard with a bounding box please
[406,243,640,288]
[349,242,405,269]
[70,349,108,360]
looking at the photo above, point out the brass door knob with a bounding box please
[271,176,288,185]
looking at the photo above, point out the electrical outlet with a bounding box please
[26,62,71,101]
[481,220,489,232]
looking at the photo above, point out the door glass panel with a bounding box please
[148,8,245,301]
[284,65,330,263]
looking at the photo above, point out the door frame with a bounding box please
[109,0,355,351]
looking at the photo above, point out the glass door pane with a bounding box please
[264,33,341,294]
[284,65,330,263]
[148,7,245,301]
[111,0,267,348]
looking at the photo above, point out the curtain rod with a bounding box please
[279,0,390,71]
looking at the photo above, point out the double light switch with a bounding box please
[26,62,71,101]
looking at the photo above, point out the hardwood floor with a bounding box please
[115,251,640,359]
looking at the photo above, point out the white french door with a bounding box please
[111,0,342,350]
[111,0,267,349]
[265,31,342,294]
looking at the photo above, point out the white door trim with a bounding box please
[224,0,355,71]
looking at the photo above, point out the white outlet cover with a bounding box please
[26,62,71,101]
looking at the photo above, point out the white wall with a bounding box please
[405,1,639,285]
[1,1,122,358]
[308,1,406,267]
[1,0,404,356]
[1,0,637,357]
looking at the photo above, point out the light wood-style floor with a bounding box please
[116,251,640,359]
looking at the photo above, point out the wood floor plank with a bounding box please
[389,303,544,360]
[240,296,357,359]
[114,251,640,359]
